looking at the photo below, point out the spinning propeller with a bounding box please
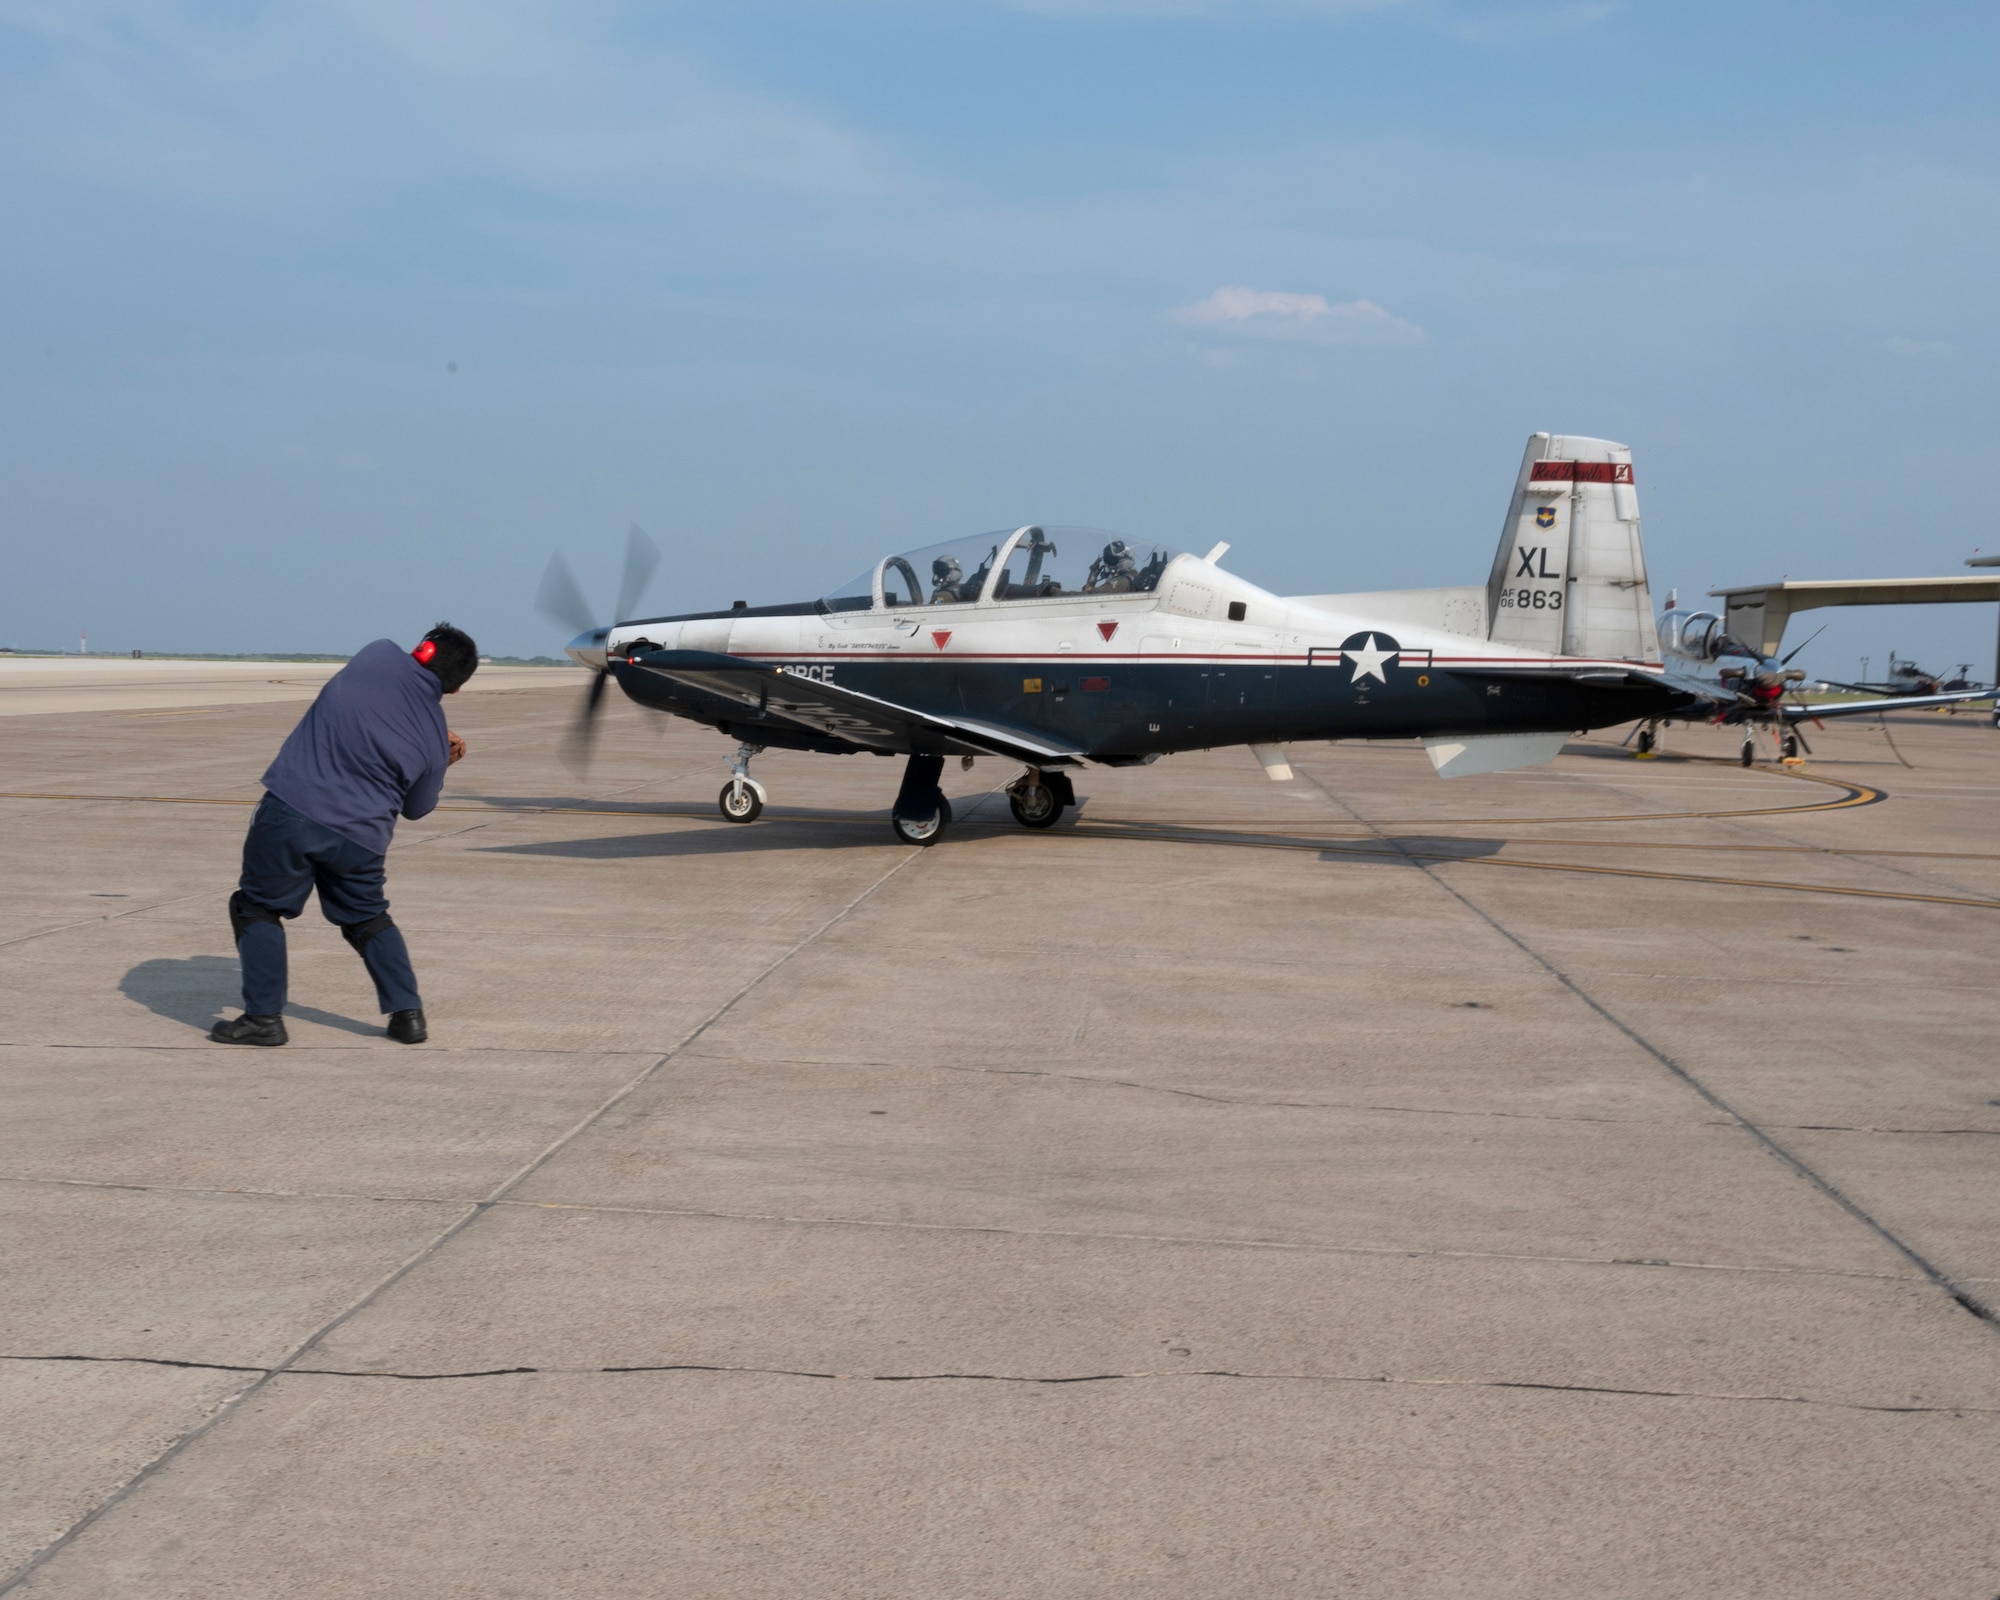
[535,524,661,774]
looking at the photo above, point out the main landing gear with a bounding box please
[1634,724,1658,756]
[718,742,767,823]
[891,754,951,846]
[1005,767,1075,830]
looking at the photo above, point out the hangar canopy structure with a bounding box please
[1709,567,2000,673]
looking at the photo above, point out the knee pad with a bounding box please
[340,912,397,953]
[228,891,286,945]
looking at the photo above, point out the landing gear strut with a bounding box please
[718,743,766,823]
[1006,767,1075,830]
[891,754,950,846]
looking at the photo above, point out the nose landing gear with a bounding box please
[718,743,767,823]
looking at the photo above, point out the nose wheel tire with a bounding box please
[719,783,763,824]
[891,795,952,846]
[1740,739,1756,767]
[1783,733,1800,759]
[1008,781,1064,829]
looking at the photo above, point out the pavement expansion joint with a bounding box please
[3,1351,1991,1419]
[0,1171,1927,1283]
[682,1049,1743,1125]
[1298,767,2000,1333]
[0,843,937,1597]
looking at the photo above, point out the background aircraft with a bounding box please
[1636,610,1994,763]
[1821,654,1982,698]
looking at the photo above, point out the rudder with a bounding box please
[1485,433,1659,663]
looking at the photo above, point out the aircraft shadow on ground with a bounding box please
[477,820,916,859]
[119,955,380,1037]
[456,793,908,824]
[1316,836,1506,866]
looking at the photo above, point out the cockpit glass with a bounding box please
[992,527,1175,600]
[821,527,1179,610]
[820,564,877,613]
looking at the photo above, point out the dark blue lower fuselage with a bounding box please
[615,654,1689,761]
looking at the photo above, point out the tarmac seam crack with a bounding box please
[1294,765,2000,1332]
[0,1173,1921,1285]
[0,845,931,1597]
[0,891,210,952]
[2,1352,1990,1418]
[679,1057,2000,1135]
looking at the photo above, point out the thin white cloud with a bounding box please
[330,0,897,198]
[0,0,898,203]
[1170,286,1424,344]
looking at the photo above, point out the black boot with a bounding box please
[210,1012,288,1047]
[386,1008,428,1045]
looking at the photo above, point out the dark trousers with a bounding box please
[231,793,421,1016]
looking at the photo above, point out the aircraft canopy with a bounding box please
[824,527,1177,611]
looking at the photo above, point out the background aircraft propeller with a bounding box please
[535,524,660,775]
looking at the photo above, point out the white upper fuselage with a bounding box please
[596,549,1652,683]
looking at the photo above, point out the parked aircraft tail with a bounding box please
[1290,431,1660,665]
[1486,433,1659,663]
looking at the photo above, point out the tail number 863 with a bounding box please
[1499,588,1563,611]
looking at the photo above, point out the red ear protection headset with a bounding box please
[413,640,437,665]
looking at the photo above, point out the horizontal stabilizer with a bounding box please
[1422,731,1569,779]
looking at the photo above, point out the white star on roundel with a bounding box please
[1346,635,1397,684]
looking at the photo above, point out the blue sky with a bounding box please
[3,0,1997,678]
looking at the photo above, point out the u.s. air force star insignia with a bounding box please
[1342,633,1398,684]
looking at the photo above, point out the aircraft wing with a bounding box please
[625,649,1089,765]
[1782,688,1996,723]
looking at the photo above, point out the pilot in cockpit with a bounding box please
[1086,538,1139,593]
[931,556,966,604]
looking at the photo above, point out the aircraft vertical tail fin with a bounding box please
[1485,433,1660,663]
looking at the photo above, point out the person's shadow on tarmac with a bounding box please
[120,956,381,1038]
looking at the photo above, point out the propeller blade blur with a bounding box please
[559,668,612,776]
[614,524,661,626]
[536,553,599,639]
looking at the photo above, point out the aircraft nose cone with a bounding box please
[566,628,609,671]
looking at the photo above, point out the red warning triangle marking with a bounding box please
[1097,620,1119,642]
[931,630,953,651]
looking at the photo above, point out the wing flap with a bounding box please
[627,649,1087,764]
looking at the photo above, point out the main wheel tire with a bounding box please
[718,782,762,824]
[1740,740,1755,767]
[1783,734,1799,758]
[891,794,951,846]
[1008,782,1063,829]
[1635,727,1655,755]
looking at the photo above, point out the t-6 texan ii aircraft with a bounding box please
[540,431,1993,844]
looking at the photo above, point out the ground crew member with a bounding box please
[209,624,477,1047]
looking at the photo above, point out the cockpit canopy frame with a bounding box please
[823,526,1179,613]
